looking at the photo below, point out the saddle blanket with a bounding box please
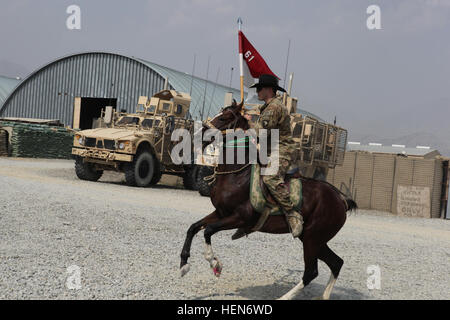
[249,163,302,216]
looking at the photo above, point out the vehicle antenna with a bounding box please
[206,67,221,119]
[283,39,291,89]
[229,67,234,90]
[200,55,211,119]
[189,54,196,96]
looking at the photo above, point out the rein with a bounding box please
[203,107,240,133]
[202,107,252,185]
[203,163,252,186]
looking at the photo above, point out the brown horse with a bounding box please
[179,101,357,300]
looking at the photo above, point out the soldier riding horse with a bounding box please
[179,100,357,300]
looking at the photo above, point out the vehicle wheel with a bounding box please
[150,160,162,186]
[124,151,156,187]
[183,165,199,190]
[75,158,103,181]
[197,165,214,197]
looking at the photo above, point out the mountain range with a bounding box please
[348,132,450,157]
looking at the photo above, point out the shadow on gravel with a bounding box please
[37,166,188,191]
[192,281,367,300]
[192,269,368,300]
[95,180,185,190]
[233,282,368,300]
[38,168,76,178]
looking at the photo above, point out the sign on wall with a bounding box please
[397,185,431,218]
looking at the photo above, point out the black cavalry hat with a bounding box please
[249,74,286,92]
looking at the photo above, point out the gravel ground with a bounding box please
[0,157,449,300]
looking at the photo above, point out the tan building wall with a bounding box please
[327,151,445,218]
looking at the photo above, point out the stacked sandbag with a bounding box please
[0,128,8,156]
[0,121,74,159]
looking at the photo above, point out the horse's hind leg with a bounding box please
[180,211,219,277]
[278,240,319,300]
[316,244,344,300]
[203,213,244,277]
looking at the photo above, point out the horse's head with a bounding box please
[197,100,249,150]
[192,100,250,152]
[203,100,249,133]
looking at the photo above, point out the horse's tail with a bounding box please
[344,198,358,212]
[329,184,357,212]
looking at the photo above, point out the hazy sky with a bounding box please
[0,0,449,141]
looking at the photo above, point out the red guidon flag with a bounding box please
[238,30,279,101]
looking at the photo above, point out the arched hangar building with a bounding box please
[0,75,20,108]
[0,52,242,130]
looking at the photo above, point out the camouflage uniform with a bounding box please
[254,95,297,213]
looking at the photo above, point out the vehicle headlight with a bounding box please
[76,135,85,146]
[118,142,125,150]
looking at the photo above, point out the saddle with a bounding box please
[233,163,302,239]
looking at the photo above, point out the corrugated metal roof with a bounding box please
[0,75,20,107]
[138,60,324,121]
[347,143,439,156]
[0,51,325,123]
[136,58,241,119]
[0,52,167,126]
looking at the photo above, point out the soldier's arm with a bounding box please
[257,103,283,131]
[245,103,282,146]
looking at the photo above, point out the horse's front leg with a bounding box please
[203,213,244,277]
[180,211,219,277]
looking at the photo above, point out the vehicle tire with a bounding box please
[150,160,162,186]
[183,165,199,190]
[75,158,103,181]
[197,165,214,197]
[124,151,156,187]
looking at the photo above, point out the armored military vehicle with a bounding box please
[284,95,347,180]
[194,90,348,196]
[72,90,196,188]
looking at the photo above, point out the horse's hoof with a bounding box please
[211,259,222,277]
[180,263,191,277]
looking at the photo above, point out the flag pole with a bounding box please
[237,17,244,104]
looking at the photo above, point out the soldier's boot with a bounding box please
[286,210,303,238]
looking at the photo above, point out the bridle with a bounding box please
[203,107,241,134]
[201,108,254,181]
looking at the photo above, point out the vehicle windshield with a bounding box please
[141,119,162,129]
[116,116,140,126]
